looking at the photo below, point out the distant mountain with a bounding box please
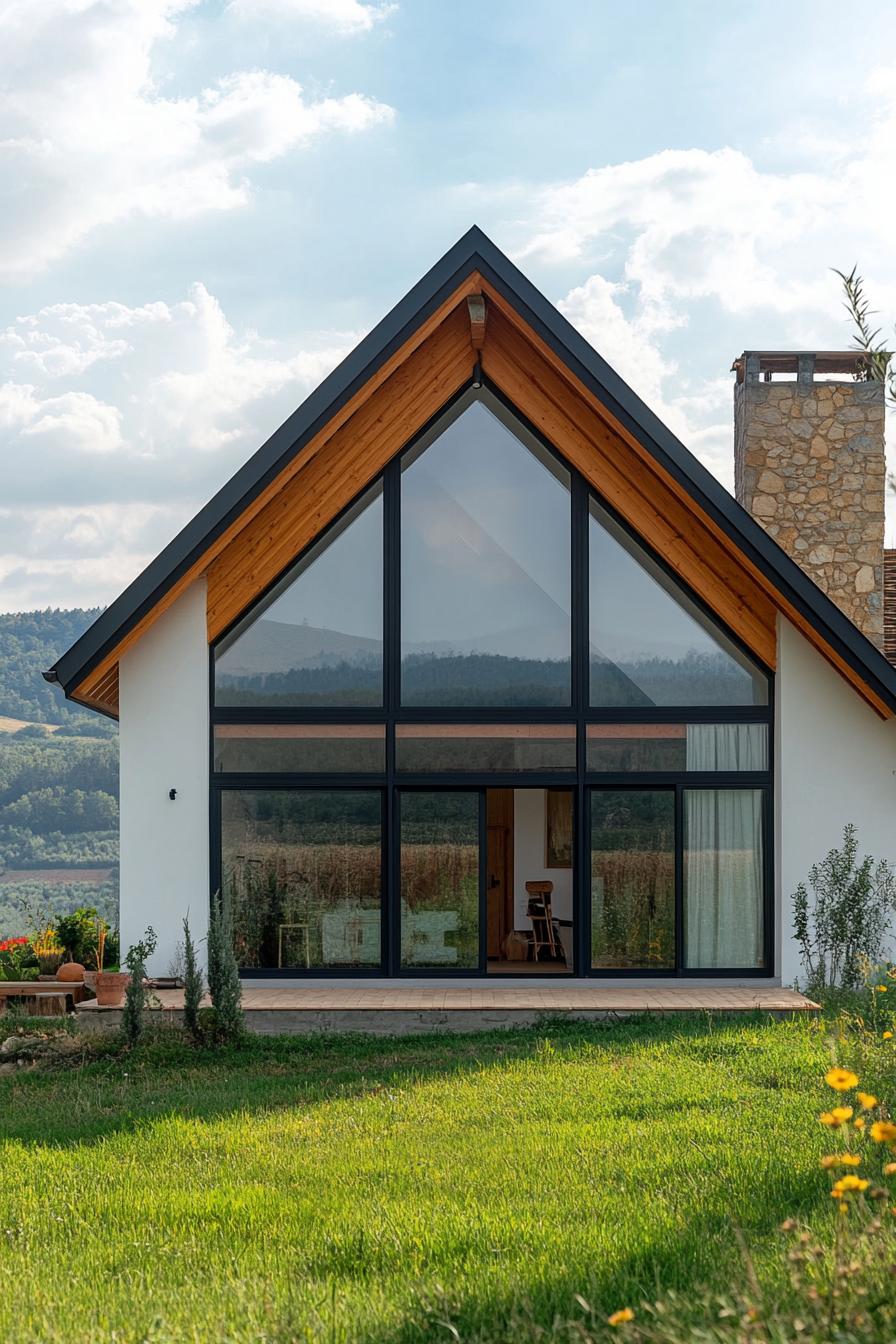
[216,618,382,679]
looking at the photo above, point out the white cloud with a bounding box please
[518,147,841,316]
[0,0,395,280]
[0,382,122,454]
[513,65,896,531]
[230,0,396,33]
[0,284,359,608]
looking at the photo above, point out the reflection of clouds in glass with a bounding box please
[589,498,765,706]
[263,488,383,640]
[410,402,570,605]
[402,400,571,656]
[215,484,383,705]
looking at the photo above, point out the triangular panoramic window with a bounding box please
[400,393,572,706]
[215,482,383,706]
[589,498,768,706]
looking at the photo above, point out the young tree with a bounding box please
[121,926,157,1048]
[206,891,243,1044]
[181,914,203,1044]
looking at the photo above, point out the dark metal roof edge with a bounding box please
[49,224,896,713]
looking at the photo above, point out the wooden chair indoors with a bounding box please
[525,881,561,962]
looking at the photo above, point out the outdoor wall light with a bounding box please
[169,788,177,800]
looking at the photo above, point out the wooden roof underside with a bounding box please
[72,275,892,719]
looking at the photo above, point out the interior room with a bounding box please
[486,788,574,974]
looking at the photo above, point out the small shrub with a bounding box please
[121,926,157,1048]
[54,907,119,968]
[206,890,243,1044]
[181,915,203,1044]
[793,823,896,996]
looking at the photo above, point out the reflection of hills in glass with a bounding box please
[216,618,383,706]
[216,616,758,707]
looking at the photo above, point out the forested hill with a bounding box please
[0,608,118,938]
[0,608,104,725]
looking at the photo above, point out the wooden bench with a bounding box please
[0,981,85,1015]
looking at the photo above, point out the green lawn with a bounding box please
[0,1015,873,1342]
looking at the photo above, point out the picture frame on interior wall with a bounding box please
[545,789,573,868]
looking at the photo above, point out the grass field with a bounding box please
[0,1014,885,1343]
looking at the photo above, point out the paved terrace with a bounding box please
[76,984,819,1035]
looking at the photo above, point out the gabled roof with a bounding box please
[46,225,896,719]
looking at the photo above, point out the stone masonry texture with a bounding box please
[734,378,886,646]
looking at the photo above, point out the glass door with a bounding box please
[397,790,483,972]
[589,789,676,972]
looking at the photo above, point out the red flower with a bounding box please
[0,937,28,952]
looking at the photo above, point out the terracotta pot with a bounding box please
[56,962,85,983]
[95,971,131,1006]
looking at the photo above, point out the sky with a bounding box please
[2,0,896,614]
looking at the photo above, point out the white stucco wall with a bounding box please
[776,614,896,986]
[118,578,209,976]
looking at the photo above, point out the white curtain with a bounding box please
[685,723,766,772]
[684,787,763,968]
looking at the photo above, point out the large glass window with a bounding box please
[211,390,773,979]
[400,792,480,968]
[586,723,768,773]
[590,791,675,970]
[401,399,571,706]
[214,725,386,774]
[684,788,764,969]
[396,724,576,773]
[589,499,768,707]
[221,790,382,969]
[215,484,383,707]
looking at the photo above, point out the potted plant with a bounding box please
[83,920,107,992]
[95,965,130,1006]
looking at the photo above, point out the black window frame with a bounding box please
[210,378,775,979]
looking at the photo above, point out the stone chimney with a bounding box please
[733,351,887,646]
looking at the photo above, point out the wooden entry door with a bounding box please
[486,789,514,958]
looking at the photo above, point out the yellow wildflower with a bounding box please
[820,1106,853,1127]
[884,1162,896,1176]
[883,1032,893,1040]
[858,1093,878,1111]
[876,985,888,993]
[826,1068,859,1092]
[821,1154,861,1169]
[608,1309,635,1327]
[855,1117,867,1131]
[871,1121,896,1144]
[832,1175,869,1195]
